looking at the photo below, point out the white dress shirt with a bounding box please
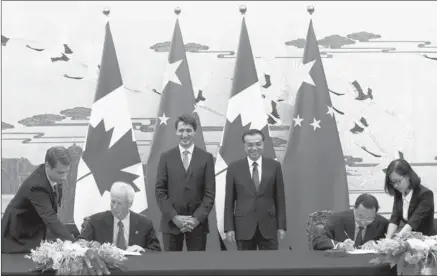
[247,156,262,181]
[113,212,130,248]
[402,190,413,221]
[179,144,194,168]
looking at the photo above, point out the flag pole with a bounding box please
[76,7,111,185]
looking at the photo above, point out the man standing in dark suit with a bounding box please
[1,146,74,253]
[155,114,215,251]
[313,193,389,250]
[224,129,286,250]
[80,182,161,252]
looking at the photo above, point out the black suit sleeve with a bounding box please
[155,153,178,221]
[224,164,235,233]
[193,153,216,222]
[275,162,287,230]
[389,196,401,226]
[380,217,389,239]
[313,215,342,250]
[407,191,434,230]
[143,226,162,252]
[28,186,74,241]
[78,218,95,241]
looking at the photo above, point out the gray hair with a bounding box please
[110,182,135,205]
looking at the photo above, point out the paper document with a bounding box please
[346,249,378,254]
[122,251,142,256]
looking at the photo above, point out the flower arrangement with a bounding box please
[369,232,437,275]
[25,239,127,275]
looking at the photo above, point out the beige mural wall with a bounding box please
[2,1,437,221]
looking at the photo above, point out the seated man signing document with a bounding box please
[80,182,161,253]
[313,193,388,251]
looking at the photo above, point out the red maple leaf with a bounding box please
[82,120,141,195]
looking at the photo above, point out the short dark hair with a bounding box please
[354,193,379,212]
[45,146,71,168]
[242,129,265,143]
[384,158,421,196]
[174,114,197,131]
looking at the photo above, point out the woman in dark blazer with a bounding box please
[384,159,435,238]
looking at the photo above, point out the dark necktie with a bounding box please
[182,150,189,171]
[354,226,364,248]
[53,184,60,207]
[116,221,127,250]
[252,162,260,190]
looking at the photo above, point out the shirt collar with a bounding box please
[403,190,413,201]
[247,156,262,167]
[179,144,194,155]
[114,211,130,226]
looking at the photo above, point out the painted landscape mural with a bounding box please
[2,1,437,222]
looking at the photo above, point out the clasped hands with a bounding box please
[172,215,199,233]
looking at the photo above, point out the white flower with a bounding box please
[407,239,431,252]
[424,239,437,247]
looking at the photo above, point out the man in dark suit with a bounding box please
[224,129,286,250]
[1,146,110,275]
[80,182,161,252]
[313,193,389,250]
[1,146,74,253]
[155,114,215,251]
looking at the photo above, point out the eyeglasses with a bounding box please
[390,179,403,186]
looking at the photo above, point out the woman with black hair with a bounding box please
[384,159,435,238]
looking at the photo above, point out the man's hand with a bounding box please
[361,240,377,250]
[337,239,355,251]
[83,249,110,275]
[172,215,191,229]
[182,217,200,232]
[226,231,236,243]
[126,245,145,253]
[277,229,285,240]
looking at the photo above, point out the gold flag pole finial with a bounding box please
[239,5,247,16]
[174,7,181,16]
[307,5,315,15]
[102,7,111,17]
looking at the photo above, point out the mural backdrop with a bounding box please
[2,1,437,222]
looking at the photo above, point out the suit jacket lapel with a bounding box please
[408,189,419,219]
[42,166,57,211]
[363,219,379,243]
[344,210,355,240]
[128,212,138,246]
[173,147,186,173]
[185,147,199,185]
[257,157,270,195]
[243,159,256,195]
[103,211,114,244]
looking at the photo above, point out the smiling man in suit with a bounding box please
[155,113,215,251]
[80,182,161,252]
[313,193,389,251]
[224,129,286,250]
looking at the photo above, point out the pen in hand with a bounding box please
[344,231,351,240]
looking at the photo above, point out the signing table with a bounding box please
[2,250,395,275]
